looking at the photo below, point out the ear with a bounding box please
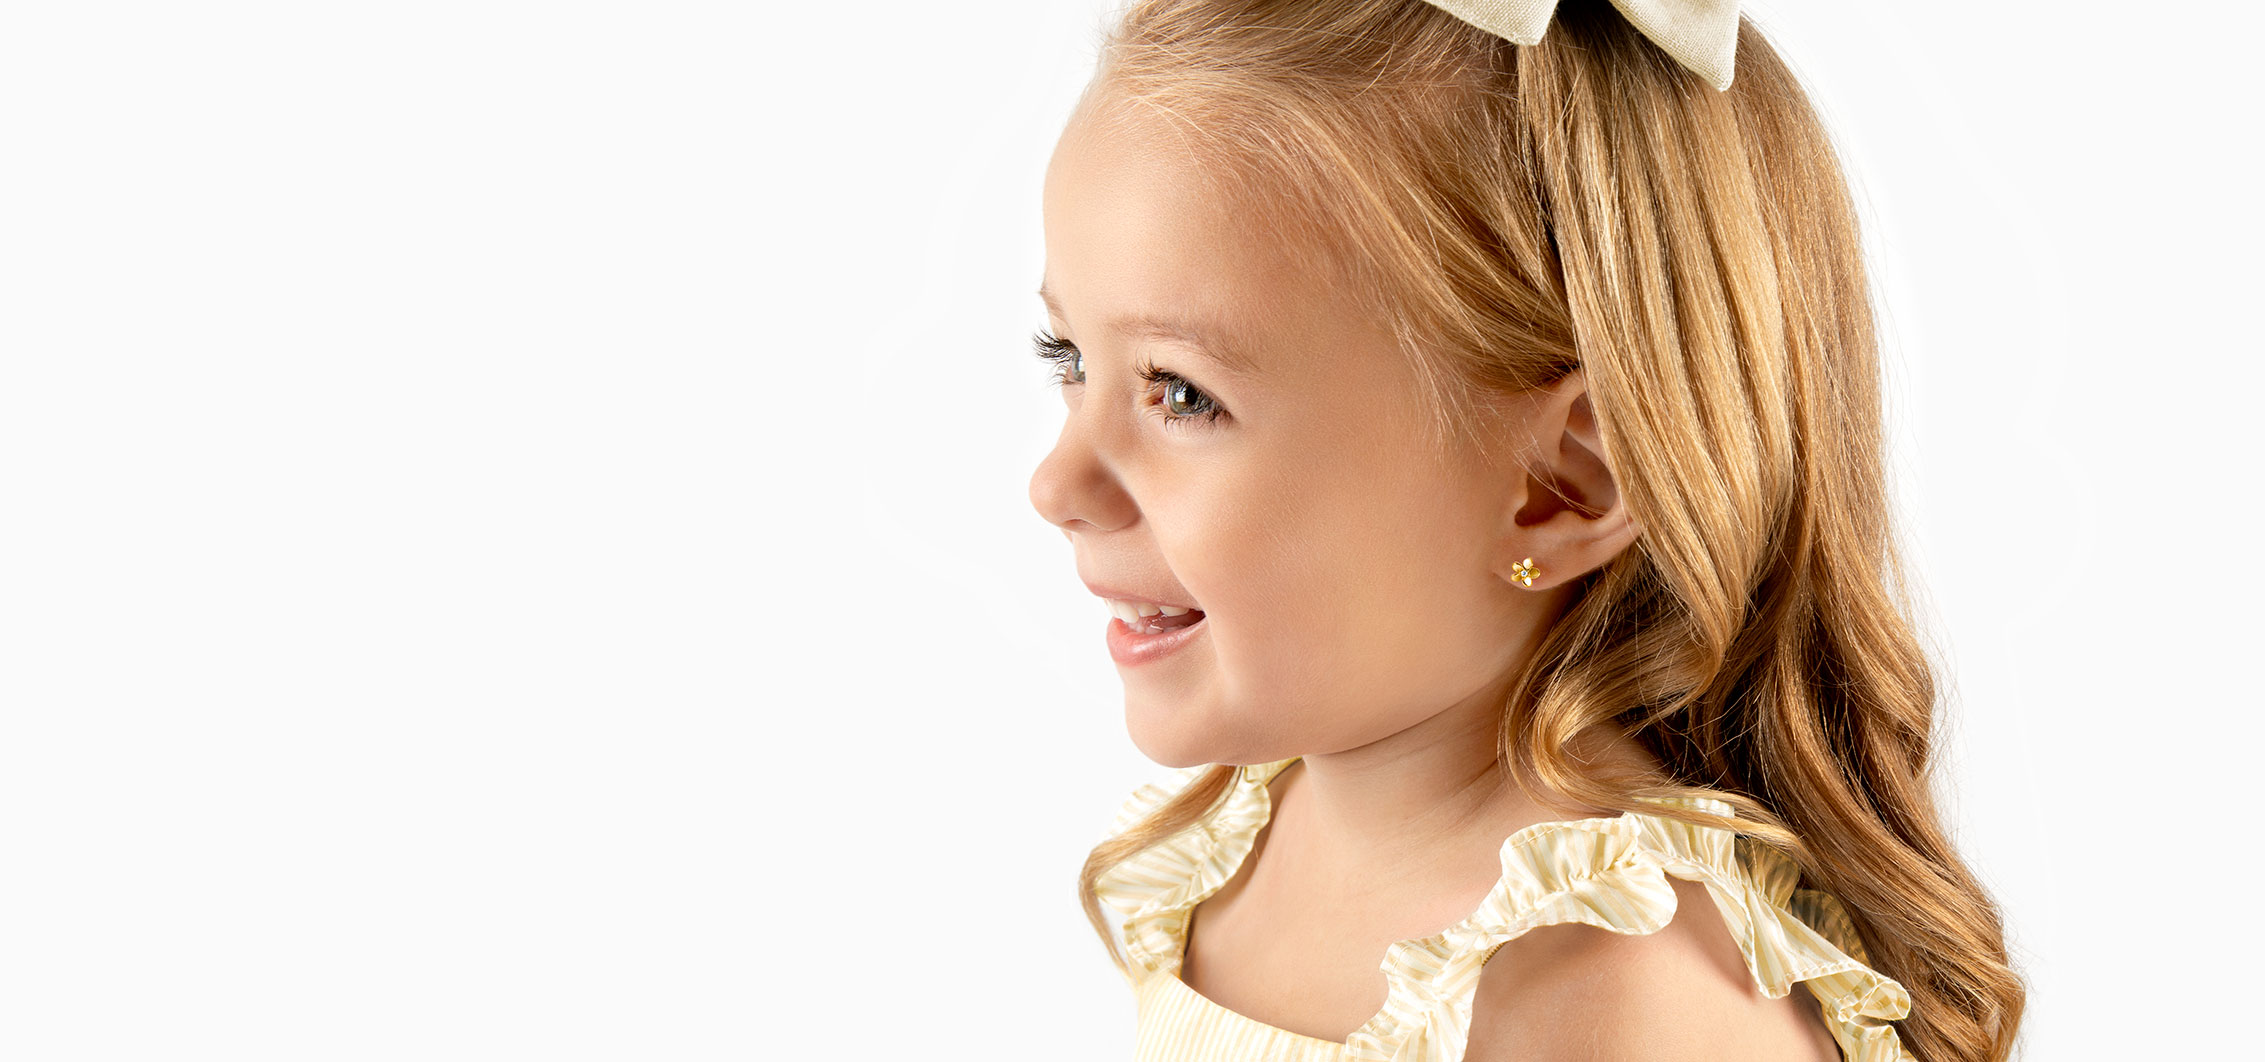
[1495,368,1641,591]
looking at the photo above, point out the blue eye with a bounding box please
[1142,368,1223,423]
[1031,330,1085,385]
[1030,329,1226,427]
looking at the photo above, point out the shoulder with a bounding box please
[1461,875,1842,1062]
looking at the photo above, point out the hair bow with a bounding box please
[1421,0,1741,90]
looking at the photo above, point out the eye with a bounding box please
[1134,362,1225,426]
[1031,329,1084,385]
[1030,330,1228,428]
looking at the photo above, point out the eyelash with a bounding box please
[1030,329,1226,427]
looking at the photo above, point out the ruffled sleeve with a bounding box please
[1343,796,1917,1062]
[1090,761,1285,982]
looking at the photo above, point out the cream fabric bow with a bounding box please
[1422,0,1741,90]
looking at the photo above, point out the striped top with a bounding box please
[1091,758,1916,1062]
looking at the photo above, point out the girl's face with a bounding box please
[1030,104,1549,768]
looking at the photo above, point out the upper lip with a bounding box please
[1081,580,1202,610]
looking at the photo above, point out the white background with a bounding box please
[1,1,2255,1058]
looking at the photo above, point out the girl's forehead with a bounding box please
[1042,128,1343,363]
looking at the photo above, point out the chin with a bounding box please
[1123,695,1223,768]
[1124,720,1214,769]
[1123,694,1292,769]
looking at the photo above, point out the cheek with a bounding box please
[1129,426,1507,752]
[1199,479,1508,737]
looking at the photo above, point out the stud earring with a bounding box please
[1510,557,1540,588]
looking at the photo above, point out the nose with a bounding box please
[1028,412,1135,535]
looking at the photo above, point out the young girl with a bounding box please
[1026,2,2025,1060]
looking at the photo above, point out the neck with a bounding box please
[1265,624,1652,879]
[1272,669,1533,866]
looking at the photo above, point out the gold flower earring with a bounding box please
[1510,557,1540,588]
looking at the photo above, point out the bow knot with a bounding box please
[1424,0,1742,91]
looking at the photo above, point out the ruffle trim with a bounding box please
[1092,763,1266,982]
[1089,758,1917,1062]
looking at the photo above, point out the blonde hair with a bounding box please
[1068,2,2026,1059]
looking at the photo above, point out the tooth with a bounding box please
[1134,601,1162,617]
[1158,605,1190,617]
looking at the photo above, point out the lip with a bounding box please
[1104,610,1208,666]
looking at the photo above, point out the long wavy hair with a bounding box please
[1066,2,2025,1059]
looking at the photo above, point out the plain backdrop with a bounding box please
[1,1,2257,1058]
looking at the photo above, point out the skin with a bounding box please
[1029,98,1840,1061]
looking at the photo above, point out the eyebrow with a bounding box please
[1037,283,1266,379]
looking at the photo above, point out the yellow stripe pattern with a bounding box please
[1092,758,1917,1062]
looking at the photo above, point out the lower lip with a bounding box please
[1105,612,1207,666]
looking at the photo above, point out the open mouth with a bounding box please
[1103,604,1207,665]
[1121,609,1205,635]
